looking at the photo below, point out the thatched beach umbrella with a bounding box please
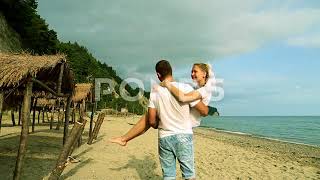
[0,52,74,95]
[0,52,74,180]
[72,83,92,103]
[71,83,96,145]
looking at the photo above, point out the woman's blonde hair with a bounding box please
[193,63,210,81]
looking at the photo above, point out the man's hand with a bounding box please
[193,101,209,116]
[159,80,171,88]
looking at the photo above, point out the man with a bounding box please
[148,60,208,180]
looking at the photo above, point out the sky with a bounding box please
[37,0,320,116]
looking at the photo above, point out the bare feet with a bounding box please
[109,136,127,146]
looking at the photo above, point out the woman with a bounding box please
[110,63,218,146]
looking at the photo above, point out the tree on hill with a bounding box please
[57,42,147,114]
[0,0,148,114]
[0,0,58,54]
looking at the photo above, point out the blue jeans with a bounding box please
[158,134,195,180]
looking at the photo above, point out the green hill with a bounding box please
[0,0,147,114]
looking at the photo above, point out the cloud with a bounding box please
[287,34,320,48]
[37,0,320,78]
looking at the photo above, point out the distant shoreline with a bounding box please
[198,126,320,148]
[194,127,320,170]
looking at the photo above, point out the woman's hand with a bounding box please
[160,80,171,88]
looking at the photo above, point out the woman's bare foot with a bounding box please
[109,136,127,146]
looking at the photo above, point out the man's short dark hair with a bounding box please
[155,60,172,78]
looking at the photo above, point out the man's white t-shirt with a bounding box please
[148,82,199,138]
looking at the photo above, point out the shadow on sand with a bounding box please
[0,126,93,180]
[110,155,162,180]
[0,133,62,180]
[60,158,93,179]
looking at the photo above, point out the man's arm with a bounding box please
[193,101,209,116]
[148,107,159,129]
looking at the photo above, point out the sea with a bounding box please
[200,116,320,147]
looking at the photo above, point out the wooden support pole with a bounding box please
[77,104,85,146]
[88,102,95,140]
[42,108,45,123]
[55,110,60,130]
[93,112,106,140]
[71,104,75,124]
[18,105,22,126]
[50,107,54,130]
[37,109,40,124]
[57,63,64,95]
[32,98,37,133]
[63,96,72,145]
[48,119,87,180]
[56,100,63,130]
[87,112,106,145]
[11,110,16,126]
[0,92,3,133]
[46,111,49,123]
[31,78,66,97]
[13,80,33,180]
[71,111,86,153]
[56,111,65,131]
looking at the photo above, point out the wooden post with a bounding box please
[77,104,85,146]
[56,101,64,130]
[46,111,49,123]
[71,103,75,124]
[70,115,87,157]
[42,108,45,123]
[57,63,64,95]
[93,112,105,140]
[48,119,87,180]
[55,109,60,130]
[56,110,64,131]
[70,111,86,154]
[32,98,37,133]
[87,112,105,144]
[13,80,33,180]
[63,96,72,145]
[50,107,54,130]
[29,97,34,113]
[11,110,16,126]
[0,92,3,133]
[55,61,64,129]
[88,102,95,140]
[18,105,22,126]
[37,109,40,124]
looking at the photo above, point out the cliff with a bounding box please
[0,12,22,53]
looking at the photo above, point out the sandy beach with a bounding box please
[0,114,319,179]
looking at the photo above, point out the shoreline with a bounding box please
[199,126,320,148]
[194,127,320,170]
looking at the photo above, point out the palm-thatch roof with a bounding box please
[72,83,92,103]
[0,52,74,92]
[0,52,75,110]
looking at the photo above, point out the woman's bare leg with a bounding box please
[110,114,150,146]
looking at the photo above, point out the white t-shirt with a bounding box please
[148,82,199,138]
[190,78,214,127]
